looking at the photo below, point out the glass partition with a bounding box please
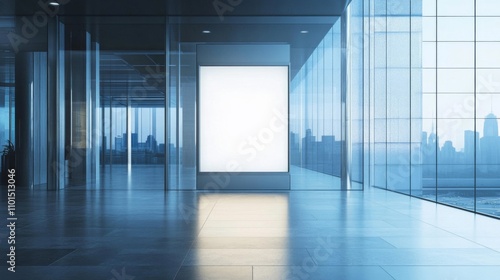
[367,0,500,218]
[0,17,15,186]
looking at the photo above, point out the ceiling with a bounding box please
[0,0,349,17]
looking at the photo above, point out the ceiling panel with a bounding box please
[0,0,349,16]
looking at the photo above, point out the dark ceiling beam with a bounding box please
[2,0,349,16]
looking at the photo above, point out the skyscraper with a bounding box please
[484,113,499,137]
[480,114,500,169]
[464,130,479,164]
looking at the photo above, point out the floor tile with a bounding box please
[253,265,395,280]
[175,266,252,280]
[383,265,500,280]
[0,249,75,266]
[381,237,485,249]
[182,249,311,266]
[306,248,500,266]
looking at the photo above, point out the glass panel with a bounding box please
[422,0,437,16]
[387,0,410,15]
[423,93,437,118]
[476,94,500,116]
[477,69,500,93]
[477,42,500,68]
[476,115,500,216]
[422,42,436,68]
[437,0,474,16]
[476,17,500,41]
[437,94,475,119]
[437,118,475,211]
[422,69,437,92]
[477,0,500,16]
[387,71,410,115]
[421,118,438,199]
[437,69,474,93]
[387,34,410,67]
[374,142,387,188]
[422,17,436,42]
[437,17,474,42]
[437,42,474,68]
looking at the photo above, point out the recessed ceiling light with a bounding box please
[49,1,60,6]
[202,30,211,34]
[300,30,309,34]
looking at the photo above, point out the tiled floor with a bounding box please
[1,188,500,279]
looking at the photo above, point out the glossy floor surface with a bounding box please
[2,188,500,279]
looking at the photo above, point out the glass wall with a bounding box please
[0,16,50,189]
[94,17,166,190]
[0,17,15,185]
[287,0,365,191]
[368,0,500,218]
[290,21,343,190]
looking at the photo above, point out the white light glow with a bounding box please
[199,66,289,172]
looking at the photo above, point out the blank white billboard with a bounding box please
[199,66,289,172]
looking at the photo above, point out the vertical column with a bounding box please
[127,91,131,171]
[181,46,196,168]
[341,6,351,190]
[67,29,92,186]
[33,52,48,187]
[15,52,34,189]
[164,20,171,190]
[363,0,371,189]
[90,41,100,186]
[47,18,65,190]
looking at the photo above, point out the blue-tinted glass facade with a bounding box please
[290,21,343,186]
[368,0,500,217]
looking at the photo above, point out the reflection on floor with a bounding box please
[1,188,500,279]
